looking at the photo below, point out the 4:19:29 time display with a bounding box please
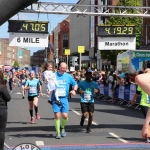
[104,26,135,35]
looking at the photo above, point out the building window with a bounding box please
[63,33,69,48]
[63,33,68,40]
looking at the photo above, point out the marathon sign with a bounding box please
[9,33,48,47]
[105,42,129,46]
[98,37,136,50]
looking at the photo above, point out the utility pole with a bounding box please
[79,53,82,71]
[78,46,85,71]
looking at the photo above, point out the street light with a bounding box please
[55,48,59,67]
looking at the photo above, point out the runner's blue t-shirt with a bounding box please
[25,78,40,96]
[51,72,77,101]
[78,80,99,103]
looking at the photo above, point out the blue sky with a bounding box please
[0,0,78,55]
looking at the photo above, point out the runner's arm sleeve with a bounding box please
[70,75,78,90]
[94,82,99,90]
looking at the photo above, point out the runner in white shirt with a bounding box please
[42,62,60,105]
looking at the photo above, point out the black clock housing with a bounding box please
[8,20,49,34]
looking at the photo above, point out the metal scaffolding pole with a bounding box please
[19,2,150,17]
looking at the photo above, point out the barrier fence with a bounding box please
[97,83,141,109]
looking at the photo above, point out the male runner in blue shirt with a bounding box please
[51,62,77,139]
[78,71,99,133]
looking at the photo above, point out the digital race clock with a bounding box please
[96,25,136,37]
[8,20,48,34]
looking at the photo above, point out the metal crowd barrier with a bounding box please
[96,83,141,110]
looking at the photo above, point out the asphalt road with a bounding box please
[4,84,150,150]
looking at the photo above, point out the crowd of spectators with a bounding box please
[70,67,140,86]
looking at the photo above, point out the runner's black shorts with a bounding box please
[80,103,94,113]
[28,95,38,101]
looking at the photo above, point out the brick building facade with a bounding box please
[51,18,70,60]
[0,38,30,67]
[32,50,45,67]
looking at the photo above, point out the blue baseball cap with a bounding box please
[30,70,35,74]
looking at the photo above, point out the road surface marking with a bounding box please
[43,93,49,97]
[14,92,22,94]
[72,109,98,125]
[35,141,44,146]
[85,118,98,125]
[109,132,129,143]
[72,109,81,116]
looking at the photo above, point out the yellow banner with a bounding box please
[78,46,85,53]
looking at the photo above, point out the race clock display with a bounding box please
[97,25,136,37]
[8,20,48,34]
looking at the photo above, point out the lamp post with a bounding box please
[55,48,59,67]
[45,47,48,62]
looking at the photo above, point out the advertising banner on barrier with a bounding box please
[99,83,140,103]
[118,86,125,99]
[124,85,130,101]
[109,83,112,97]
[104,84,109,96]
[129,84,136,100]
[100,84,104,95]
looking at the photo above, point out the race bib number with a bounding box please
[57,87,66,97]
[22,79,26,83]
[29,87,37,94]
[84,93,91,101]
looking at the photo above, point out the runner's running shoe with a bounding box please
[86,127,92,133]
[55,133,61,139]
[30,117,34,124]
[35,113,40,120]
[60,128,66,137]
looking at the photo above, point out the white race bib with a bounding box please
[22,79,26,83]
[29,87,37,94]
[84,93,91,101]
[57,87,66,97]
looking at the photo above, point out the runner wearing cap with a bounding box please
[25,71,43,124]
[78,71,99,133]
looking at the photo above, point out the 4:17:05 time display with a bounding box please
[8,20,49,33]
[20,22,46,32]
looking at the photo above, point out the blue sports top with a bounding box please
[78,80,99,103]
[25,78,40,96]
[51,72,77,101]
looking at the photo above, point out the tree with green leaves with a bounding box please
[13,61,19,68]
[101,0,142,65]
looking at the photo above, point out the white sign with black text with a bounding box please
[9,33,48,47]
[98,37,136,50]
